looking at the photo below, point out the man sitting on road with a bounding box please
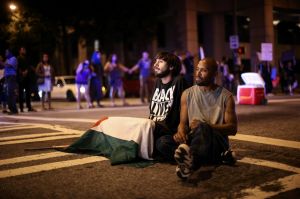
[149,52,188,162]
[173,57,238,179]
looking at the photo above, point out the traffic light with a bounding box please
[237,46,245,55]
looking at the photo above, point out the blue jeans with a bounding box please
[5,76,18,113]
[153,122,178,161]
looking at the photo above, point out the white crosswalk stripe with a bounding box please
[0,152,72,166]
[0,132,81,141]
[0,122,107,179]
[0,156,108,178]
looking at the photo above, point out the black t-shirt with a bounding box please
[149,75,188,135]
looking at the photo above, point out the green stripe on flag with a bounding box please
[65,129,139,165]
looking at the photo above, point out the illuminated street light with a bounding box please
[9,3,17,11]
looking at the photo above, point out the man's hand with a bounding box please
[173,126,188,144]
[173,130,187,144]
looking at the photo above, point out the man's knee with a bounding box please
[156,135,176,151]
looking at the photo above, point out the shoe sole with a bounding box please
[174,144,192,167]
[174,144,192,179]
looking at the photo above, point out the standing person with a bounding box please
[182,51,194,87]
[0,55,7,113]
[17,47,36,112]
[90,50,103,104]
[218,56,231,91]
[75,60,93,109]
[129,51,152,103]
[258,61,273,95]
[36,53,55,110]
[173,57,237,179]
[104,54,129,107]
[285,61,296,96]
[89,70,103,107]
[149,51,188,162]
[0,49,18,114]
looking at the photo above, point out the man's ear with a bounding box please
[170,66,174,71]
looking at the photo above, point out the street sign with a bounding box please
[261,43,273,61]
[230,35,239,49]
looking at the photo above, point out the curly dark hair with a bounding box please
[155,51,181,76]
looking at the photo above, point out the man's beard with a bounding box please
[195,78,210,86]
[155,68,171,78]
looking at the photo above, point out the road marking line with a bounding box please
[239,157,300,174]
[0,125,36,133]
[0,156,108,178]
[0,134,81,145]
[240,174,300,199]
[231,134,300,149]
[53,105,148,114]
[0,152,72,166]
[0,132,81,141]
[238,157,300,198]
[2,115,96,123]
[2,120,300,150]
[268,98,300,103]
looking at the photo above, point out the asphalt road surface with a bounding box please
[0,96,300,199]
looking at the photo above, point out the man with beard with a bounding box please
[173,57,237,179]
[149,51,188,162]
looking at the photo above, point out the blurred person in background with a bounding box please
[0,49,18,115]
[182,51,194,87]
[0,55,7,113]
[75,60,93,109]
[104,54,129,107]
[36,53,55,110]
[18,47,36,112]
[129,51,152,103]
[90,50,104,102]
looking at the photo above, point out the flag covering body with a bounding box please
[65,117,155,165]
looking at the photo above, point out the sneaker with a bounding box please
[221,150,236,165]
[7,111,18,115]
[28,108,37,112]
[174,144,193,179]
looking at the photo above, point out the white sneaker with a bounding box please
[174,144,193,179]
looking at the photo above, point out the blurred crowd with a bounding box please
[0,46,298,115]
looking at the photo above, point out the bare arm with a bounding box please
[210,95,237,136]
[104,62,111,72]
[130,64,139,73]
[173,90,189,143]
[119,64,129,73]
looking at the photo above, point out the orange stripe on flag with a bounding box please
[91,117,109,128]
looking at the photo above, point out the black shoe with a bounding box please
[2,110,8,113]
[28,108,37,112]
[7,111,18,115]
[221,150,236,165]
